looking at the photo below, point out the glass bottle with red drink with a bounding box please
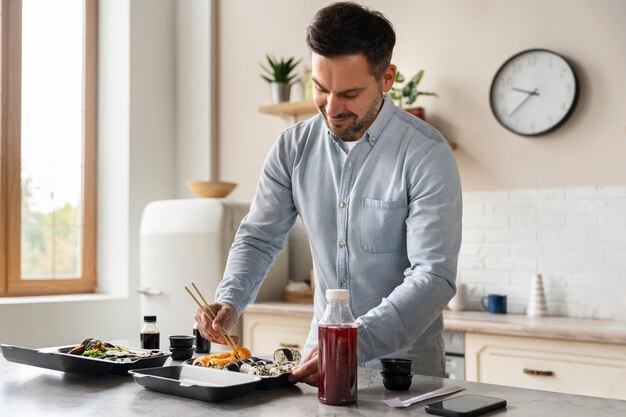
[318,289,358,405]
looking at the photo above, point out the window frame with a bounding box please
[0,0,97,296]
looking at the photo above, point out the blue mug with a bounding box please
[481,294,507,314]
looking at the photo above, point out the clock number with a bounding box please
[529,121,537,133]
[566,84,572,94]
[505,76,513,86]
[560,102,567,111]
[559,68,567,78]
[547,115,554,125]
[512,62,522,73]
[527,55,538,66]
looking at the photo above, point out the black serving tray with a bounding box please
[130,366,261,402]
[183,358,293,390]
[0,344,170,376]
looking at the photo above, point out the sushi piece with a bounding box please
[273,348,301,363]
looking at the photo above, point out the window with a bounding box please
[1,0,97,296]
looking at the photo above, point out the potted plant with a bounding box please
[260,55,301,104]
[389,69,438,120]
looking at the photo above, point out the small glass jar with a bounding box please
[140,315,160,349]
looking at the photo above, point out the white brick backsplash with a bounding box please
[460,243,509,257]
[461,230,484,243]
[510,215,566,229]
[537,200,596,215]
[510,188,565,200]
[459,186,626,320]
[484,229,536,243]
[485,257,537,271]
[484,201,534,216]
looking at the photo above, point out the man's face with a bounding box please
[311,53,396,142]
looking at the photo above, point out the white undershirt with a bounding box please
[337,139,358,157]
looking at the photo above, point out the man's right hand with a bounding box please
[194,302,240,346]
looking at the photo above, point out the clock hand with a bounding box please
[511,87,540,96]
[509,88,539,117]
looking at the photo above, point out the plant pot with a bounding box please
[270,82,291,104]
[405,107,425,120]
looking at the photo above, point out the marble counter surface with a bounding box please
[2,350,626,417]
[245,302,626,344]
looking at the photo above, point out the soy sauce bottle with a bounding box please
[318,289,358,405]
[140,315,160,349]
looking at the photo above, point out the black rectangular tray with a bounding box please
[0,343,170,375]
[130,366,261,402]
[183,359,293,390]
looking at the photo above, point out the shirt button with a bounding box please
[339,202,347,208]
[338,241,346,248]
[339,280,347,288]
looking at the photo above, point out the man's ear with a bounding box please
[381,64,397,92]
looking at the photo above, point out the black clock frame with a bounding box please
[489,48,580,137]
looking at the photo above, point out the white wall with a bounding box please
[0,0,212,347]
[217,0,626,198]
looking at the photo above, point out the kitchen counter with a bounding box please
[245,302,626,344]
[2,350,626,416]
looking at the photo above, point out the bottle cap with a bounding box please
[143,315,157,322]
[326,289,350,301]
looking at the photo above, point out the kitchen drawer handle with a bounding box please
[523,368,554,377]
[279,343,301,349]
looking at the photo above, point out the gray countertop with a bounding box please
[2,350,626,416]
[245,302,626,344]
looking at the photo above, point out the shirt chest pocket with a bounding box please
[359,198,408,254]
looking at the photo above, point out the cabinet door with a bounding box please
[465,333,626,400]
[243,313,311,356]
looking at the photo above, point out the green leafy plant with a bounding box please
[259,55,301,85]
[389,69,438,108]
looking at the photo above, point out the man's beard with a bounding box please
[321,94,383,140]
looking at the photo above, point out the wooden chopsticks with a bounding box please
[185,282,240,359]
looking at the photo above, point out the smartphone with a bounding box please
[425,394,507,417]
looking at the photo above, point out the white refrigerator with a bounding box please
[138,198,288,344]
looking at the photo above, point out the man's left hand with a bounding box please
[288,344,319,386]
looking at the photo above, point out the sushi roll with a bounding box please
[273,348,301,363]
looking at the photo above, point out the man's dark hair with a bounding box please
[306,2,395,78]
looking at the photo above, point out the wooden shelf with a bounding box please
[258,100,457,150]
[258,100,317,118]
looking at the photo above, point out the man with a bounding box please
[195,2,462,386]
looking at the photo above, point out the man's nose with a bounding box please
[325,94,344,118]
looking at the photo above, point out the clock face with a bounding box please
[489,49,579,136]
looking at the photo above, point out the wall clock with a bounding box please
[489,49,579,136]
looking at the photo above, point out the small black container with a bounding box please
[380,358,413,375]
[381,372,413,391]
[194,327,211,353]
[169,346,195,361]
[169,335,195,348]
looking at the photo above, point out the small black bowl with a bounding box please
[169,346,195,361]
[169,335,195,348]
[381,372,413,391]
[380,358,413,375]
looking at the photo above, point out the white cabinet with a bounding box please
[242,304,312,356]
[465,332,626,400]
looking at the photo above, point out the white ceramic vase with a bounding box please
[448,282,468,311]
[527,273,548,317]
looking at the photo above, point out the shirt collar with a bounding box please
[363,94,395,146]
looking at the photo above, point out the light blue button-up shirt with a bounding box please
[216,95,462,376]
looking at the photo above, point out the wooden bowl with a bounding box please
[185,181,237,198]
